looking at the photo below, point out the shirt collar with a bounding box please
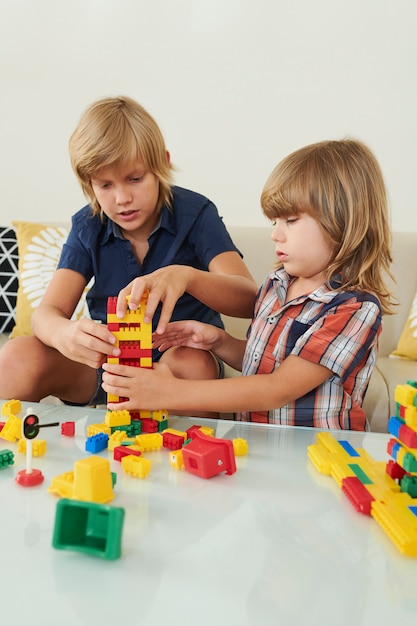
[99,204,174,244]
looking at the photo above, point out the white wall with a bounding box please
[0,0,416,231]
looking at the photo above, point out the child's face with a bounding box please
[91,159,160,236]
[271,212,333,289]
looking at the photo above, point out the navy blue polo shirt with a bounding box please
[58,186,241,360]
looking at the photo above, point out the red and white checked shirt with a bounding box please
[236,268,382,430]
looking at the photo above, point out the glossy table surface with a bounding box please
[1,400,416,626]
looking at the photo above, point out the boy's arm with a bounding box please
[32,268,120,369]
[117,251,258,332]
[102,355,331,414]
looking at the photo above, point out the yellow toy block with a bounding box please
[233,438,249,456]
[121,454,152,478]
[108,430,128,451]
[371,493,417,557]
[162,428,187,439]
[198,426,215,437]
[86,423,111,437]
[18,439,46,457]
[0,415,22,442]
[48,456,114,503]
[105,410,131,428]
[135,433,163,452]
[169,449,184,470]
[1,399,21,417]
[48,471,76,499]
[404,404,417,428]
[395,383,417,408]
[139,409,169,422]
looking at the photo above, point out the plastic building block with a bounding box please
[18,438,46,457]
[61,421,75,437]
[182,429,236,479]
[342,476,375,515]
[48,456,114,503]
[233,438,249,456]
[108,430,128,451]
[0,414,22,442]
[113,445,142,462]
[86,423,111,437]
[121,454,152,478]
[104,409,131,428]
[1,399,21,417]
[139,418,159,433]
[85,432,109,453]
[169,449,184,470]
[0,449,14,468]
[162,430,185,450]
[52,498,125,560]
[134,433,163,452]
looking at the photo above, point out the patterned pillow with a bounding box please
[0,226,19,333]
[10,221,90,338]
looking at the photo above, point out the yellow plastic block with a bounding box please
[72,456,114,503]
[122,454,152,478]
[1,399,21,417]
[169,449,184,470]
[86,423,111,437]
[135,433,163,451]
[162,428,187,439]
[139,409,169,422]
[199,426,215,437]
[371,493,417,557]
[404,405,417,428]
[233,438,249,456]
[105,410,131,428]
[18,439,46,457]
[48,471,75,498]
[395,384,417,408]
[108,430,128,451]
[0,415,22,442]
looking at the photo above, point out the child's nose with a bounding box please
[271,222,284,242]
[115,186,132,204]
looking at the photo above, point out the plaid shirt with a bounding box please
[236,268,382,430]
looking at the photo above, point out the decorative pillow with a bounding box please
[391,292,417,360]
[10,221,90,338]
[0,226,19,333]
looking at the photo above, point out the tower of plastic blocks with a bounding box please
[107,293,152,404]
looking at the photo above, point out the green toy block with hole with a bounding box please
[52,498,125,560]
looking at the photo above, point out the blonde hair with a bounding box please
[261,139,394,314]
[69,96,174,215]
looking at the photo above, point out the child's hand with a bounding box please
[102,361,175,411]
[116,266,192,332]
[56,318,121,369]
[152,320,223,353]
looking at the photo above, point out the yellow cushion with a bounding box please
[10,221,89,338]
[391,293,417,360]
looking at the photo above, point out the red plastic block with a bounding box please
[162,431,184,450]
[182,429,236,479]
[386,459,407,480]
[61,421,75,437]
[341,476,375,515]
[398,423,417,449]
[113,445,142,462]
[140,419,159,433]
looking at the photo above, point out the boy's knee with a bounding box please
[161,346,219,380]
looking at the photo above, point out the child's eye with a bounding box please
[286,217,298,224]
[130,176,144,182]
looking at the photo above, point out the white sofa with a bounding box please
[1,227,416,432]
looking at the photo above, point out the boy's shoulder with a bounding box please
[171,186,214,214]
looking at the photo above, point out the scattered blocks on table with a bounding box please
[1,399,21,417]
[0,414,22,442]
[49,455,115,504]
[0,449,14,468]
[121,454,152,478]
[85,432,109,453]
[18,438,46,457]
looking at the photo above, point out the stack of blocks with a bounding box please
[308,381,417,557]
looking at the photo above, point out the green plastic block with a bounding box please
[52,498,125,560]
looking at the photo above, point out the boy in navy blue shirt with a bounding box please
[0,96,257,409]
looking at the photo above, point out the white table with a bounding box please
[1,401,416,626]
